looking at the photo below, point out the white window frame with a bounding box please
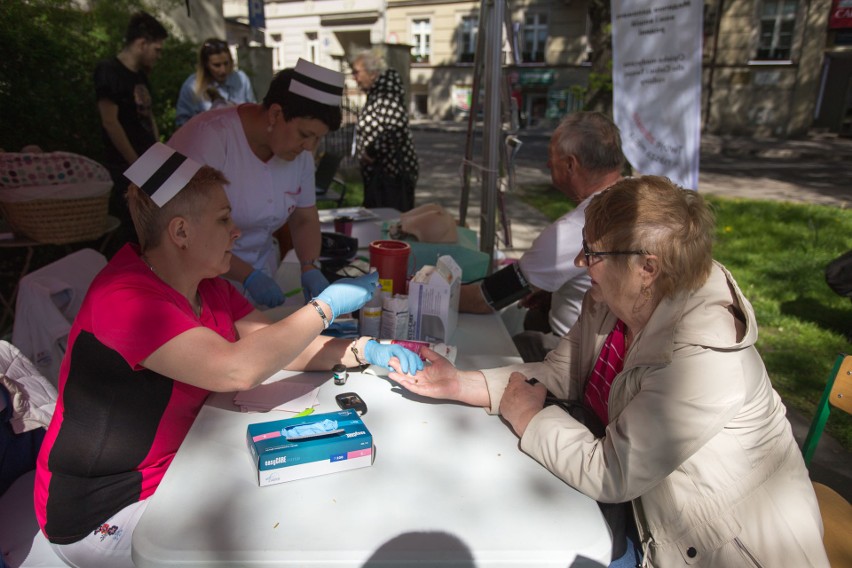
[459,15,478,63]
[522,12,548,63]
[411,18,431,63]
[267,33,282,70]
[754,0,797,61]
[305,31,319,64]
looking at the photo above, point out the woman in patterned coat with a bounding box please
[352,50,419,212]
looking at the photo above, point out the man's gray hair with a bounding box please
[553,111,625,173]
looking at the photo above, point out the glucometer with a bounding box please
[335,392,367,416]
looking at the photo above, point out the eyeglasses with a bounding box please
[582,238,650,265]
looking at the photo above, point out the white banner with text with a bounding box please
[611,1,703,190]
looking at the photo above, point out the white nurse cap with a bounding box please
[123,143,203,207]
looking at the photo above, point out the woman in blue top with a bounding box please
[175,38,255,127]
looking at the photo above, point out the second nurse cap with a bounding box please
[124,143,203,207]
[289,58,344,106]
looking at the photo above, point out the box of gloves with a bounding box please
[246,410,373,486]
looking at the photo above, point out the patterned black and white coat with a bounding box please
[355,68,419,204]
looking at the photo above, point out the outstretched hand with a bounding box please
[387,346,461,400]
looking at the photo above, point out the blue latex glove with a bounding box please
[363,340,424,375]
[301,268,330,304]
[244,269,285,307]
[315,271,379,321]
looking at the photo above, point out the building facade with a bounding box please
[224,0,852,137]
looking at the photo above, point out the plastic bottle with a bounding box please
[359,291,383,337]
[380,294,409,340]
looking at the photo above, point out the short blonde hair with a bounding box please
[585,175,715,299]
[126,166,229,252]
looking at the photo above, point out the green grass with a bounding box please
[516,183,852,451]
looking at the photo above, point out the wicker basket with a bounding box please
[0,193,110,244]
[0,151,113,244]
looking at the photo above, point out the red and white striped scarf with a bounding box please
[583,319,627,425]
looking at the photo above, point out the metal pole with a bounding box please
[479,0,503,267]
[459,0,489,227]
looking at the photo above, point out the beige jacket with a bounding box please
[481,263,829,567]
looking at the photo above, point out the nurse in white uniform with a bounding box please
[169,59,344,308]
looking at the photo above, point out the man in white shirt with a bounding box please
[458,112,625,362]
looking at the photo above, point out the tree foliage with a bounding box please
[583,0,614,114]
[0,0,195,159]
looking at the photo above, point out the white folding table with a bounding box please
[131,312,612,567]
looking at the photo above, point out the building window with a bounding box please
[522,13,547,63]
[755,0,797,61]
[305,32,318,64]
[411,18,431,63]
[459,16,478,63]
[269,34,284,71]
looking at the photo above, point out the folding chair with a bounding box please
[314,152,347,208]
[801,353,852,568]
[802,353,852,467]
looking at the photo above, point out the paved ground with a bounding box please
[403,120,852,501]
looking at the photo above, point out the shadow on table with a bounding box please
[362,531,474,567]
[361,531,606,567]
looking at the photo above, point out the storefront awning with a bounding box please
[321,11,380,26]
[518,69,555,86]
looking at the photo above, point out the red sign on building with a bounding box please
[829,0,852,29]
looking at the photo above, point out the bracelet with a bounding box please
[350,338,369,367]
[309,299,330,329]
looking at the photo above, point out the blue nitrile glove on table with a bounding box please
[363,340,424,375]
[301,268,330,304]
[315,271,380,322]
[283,419,339,440]
[244,269,285,307]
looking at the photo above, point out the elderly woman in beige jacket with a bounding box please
[390,176,829,567]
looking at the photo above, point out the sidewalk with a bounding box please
[409,121,852,502]
[409,121,852,250]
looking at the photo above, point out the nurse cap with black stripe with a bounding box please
[288,58,345,106]
[123,143,203,207]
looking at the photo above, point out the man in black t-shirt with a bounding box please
[94,11,167,243]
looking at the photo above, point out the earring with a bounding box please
[632,284,652,313]
[181,244,188,250]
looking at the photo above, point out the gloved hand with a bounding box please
[301,268,330,304]
[363,340,424,375]
[244,269,285,307]
[315,271,379,321]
